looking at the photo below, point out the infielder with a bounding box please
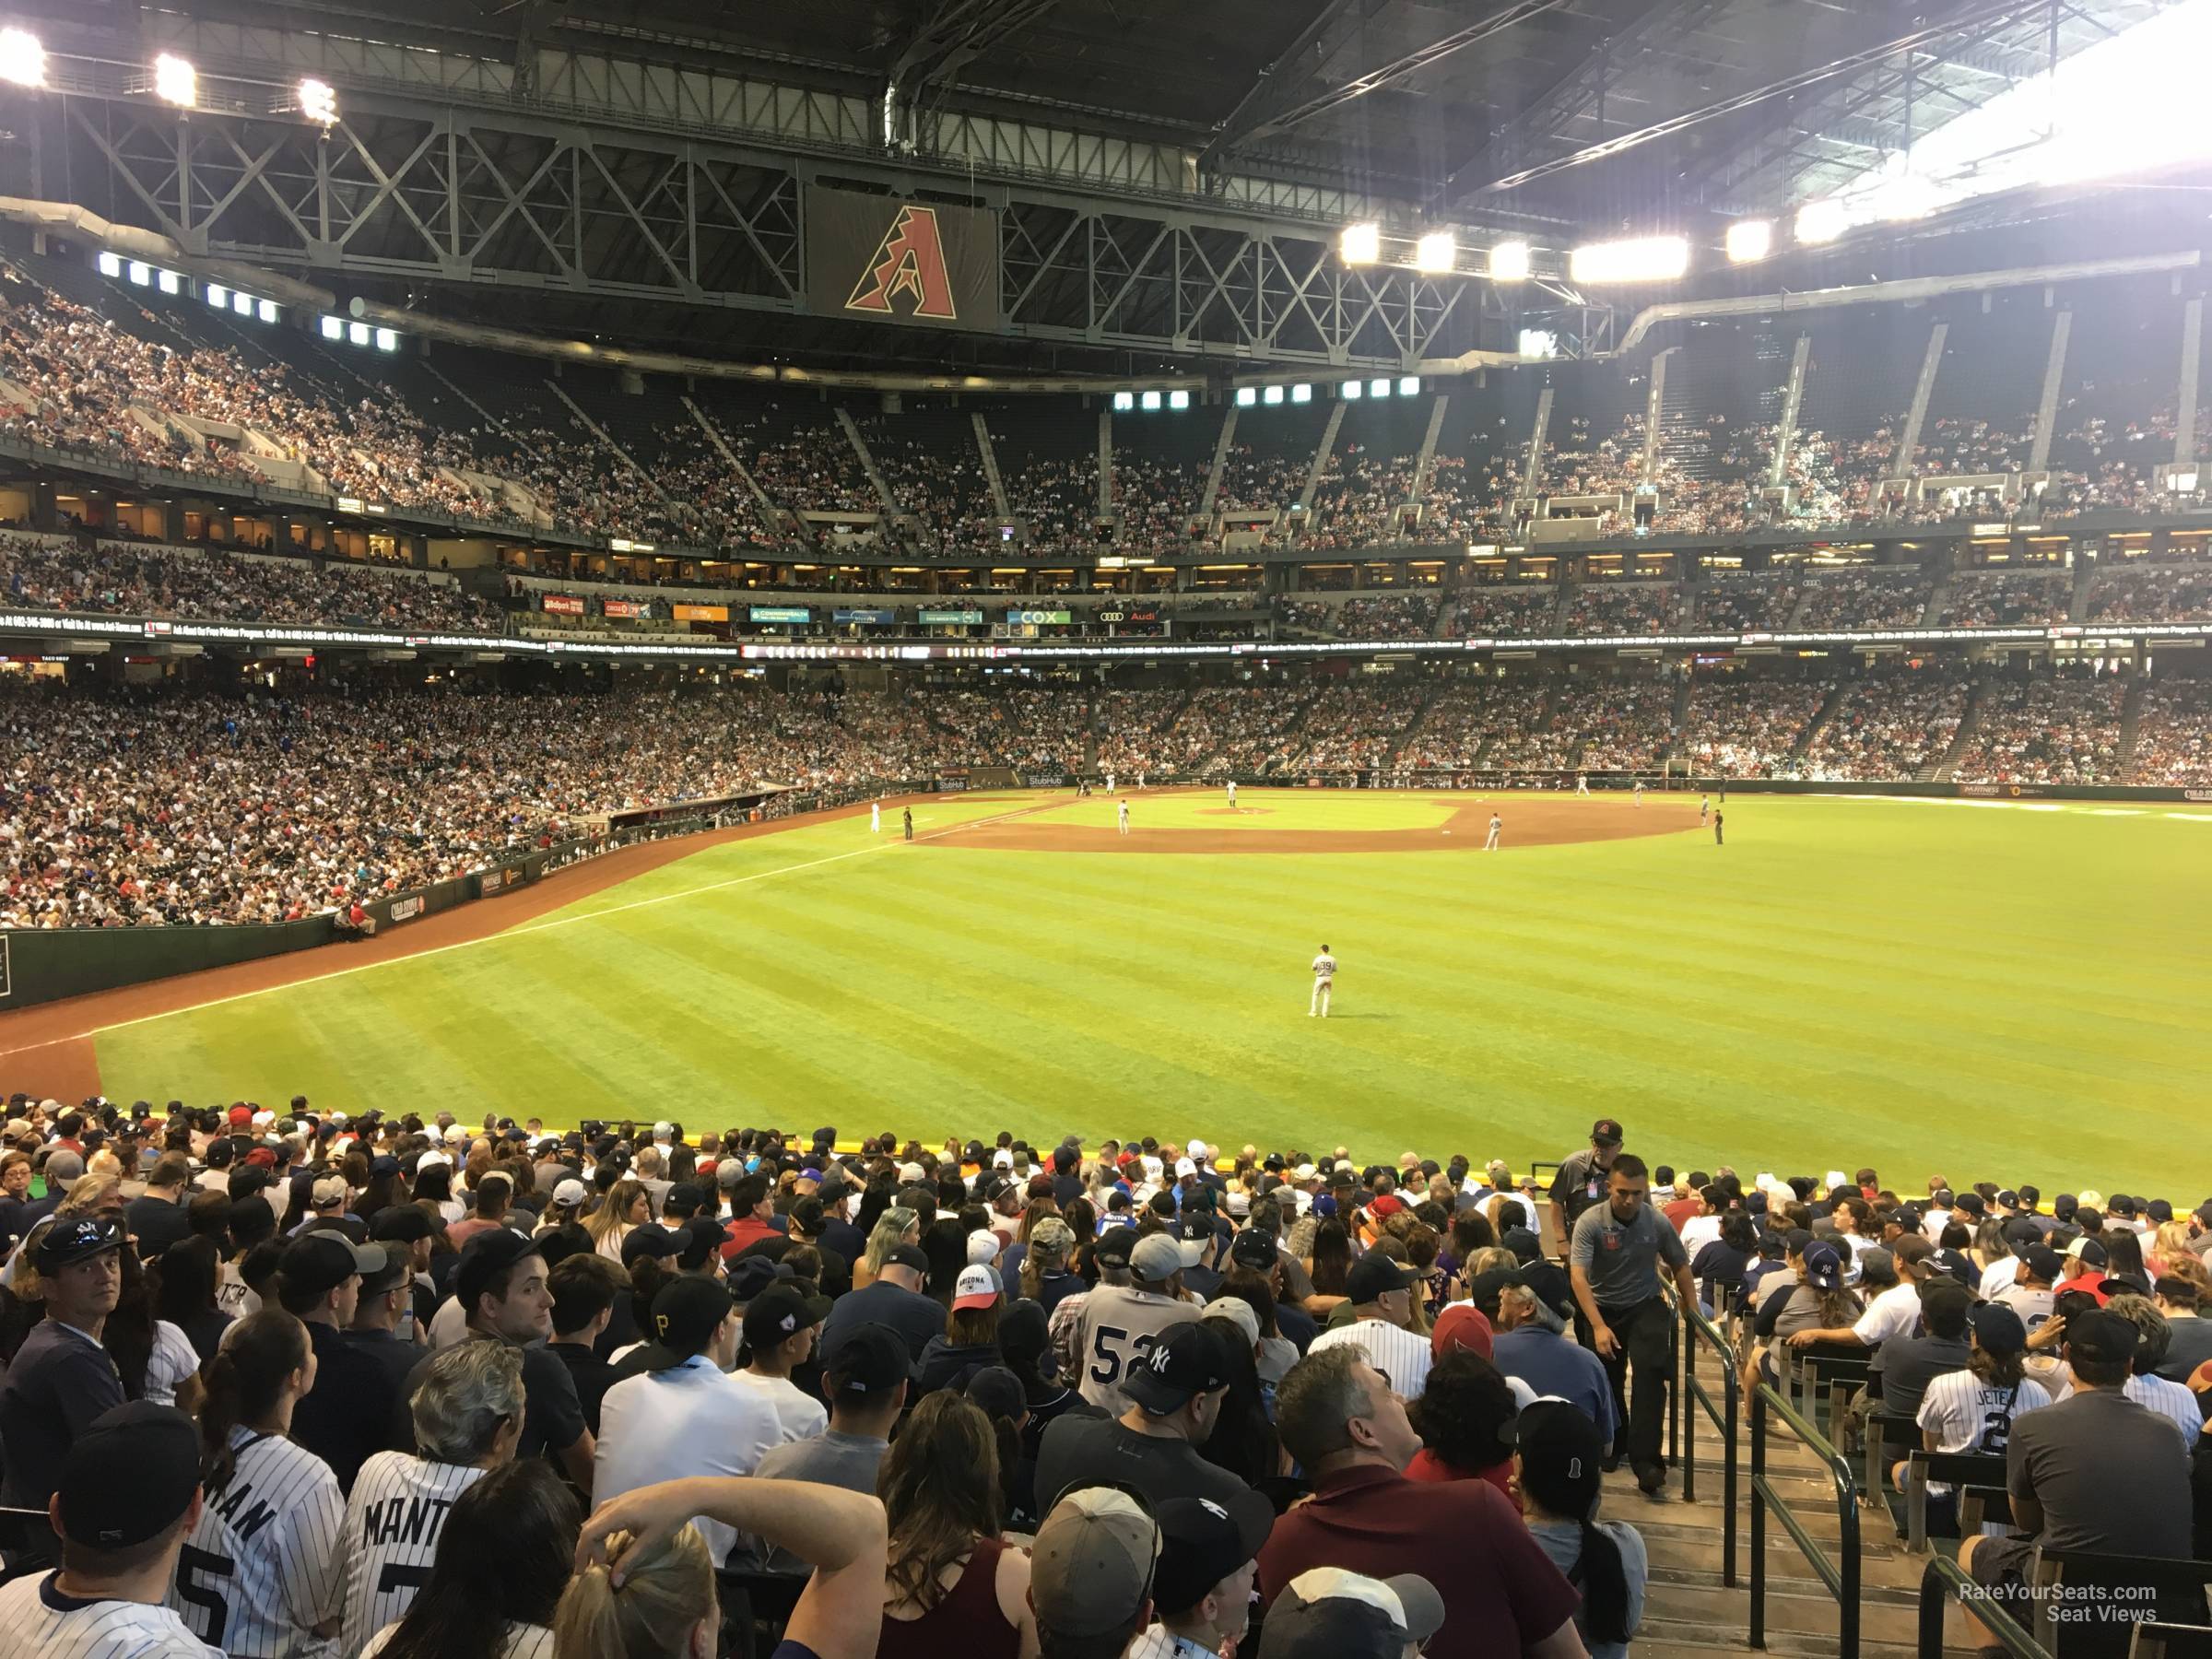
[1714,809,1724,846]
[1227,779,1239,809]
[1310,944,1337,1017]
[1575,773,1589,797]
[1484,812,1502,851]
[870,800,881,834]
[1117,797,1131,835]
[1700,794,1711,825]
[1106,771,1116,794]
[1633,780,1644,808]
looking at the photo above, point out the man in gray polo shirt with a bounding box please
[1569,1152,1693,1499]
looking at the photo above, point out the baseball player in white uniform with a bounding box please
[1310,945,1337,1017]
[1117,798,1131,835]
[1227,779,1239,809]
[870,800,881,834]
[1575,772,1589,797]
[1106,772,1116,794]
[1633,780,1644,808]
[1484,812,1502,851]
[1700,794,1711,825]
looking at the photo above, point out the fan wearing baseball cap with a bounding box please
[919,1265,1006,1395]
[1030,1487,1163,1659]
[1259,1346,1583,1659]
[1037,1322,1252,1515]
[1900,1301,2051,1524]
[594,1277,782,1567]
[1259,1568,1445,1659]
[1515,1401,1647,1659]
[1305,1254,1434,1399]
[1957,1307,2194,1638]
[1124,1491,1277,1659]
[0,1216,127,1553]
[735,1284,833,1441]
[1073,1232,1203,1417]
[0,1401,216,1657]
[734,1326,911,1574]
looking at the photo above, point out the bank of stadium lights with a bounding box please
[153,53,196,109]
[1488,241,1531,283]
[1413,231,1455,275]
[297,77,338,127]
[1724,218,1774,264]
[1568,235,1689,285]
[319,314,397,350]
[1339,222,1382,265]
[1794,199,1849,245]
[0,27,46,88]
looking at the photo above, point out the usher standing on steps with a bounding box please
[1569,1153,1693,1500]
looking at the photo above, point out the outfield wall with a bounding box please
[1182,770,2212,803]
[0,783,904,1010]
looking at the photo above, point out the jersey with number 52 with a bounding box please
[168,1430,345,1659]
[1074,1285,1201,1416]
[336,1453,487,1659]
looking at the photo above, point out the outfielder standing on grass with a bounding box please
[871,800,881,834]
[1310,945,1337,1018]
[1484,812,1502,852]
[902,807,912,841]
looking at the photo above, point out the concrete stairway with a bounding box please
[2116,677,2149,773]
[1635,1332,1981,1659]
[1794,681,1851,759]
[2069,563,2099,623]
[1925,681,1990,782]
[1918,571,1953,628]
[1385,682,1445,765]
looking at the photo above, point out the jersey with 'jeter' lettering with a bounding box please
[335,1453,486,1659]
[167,1430,345,1659]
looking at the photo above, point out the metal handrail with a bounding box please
[1919,1553,2051,1659]
[1751,1382,1861,1659]
[1678,1290,1741,1586]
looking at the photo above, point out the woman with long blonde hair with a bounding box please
[854,1205,921,1289]
[586,1180,651,1262]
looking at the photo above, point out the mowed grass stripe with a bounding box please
[92,794,2212,1194]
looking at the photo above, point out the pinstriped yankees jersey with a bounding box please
[335,1453,487,1659]
[0,1571,219,1658]
[165,1430,345,1659]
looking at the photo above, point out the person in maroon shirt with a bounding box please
[1258,1347,1587,1659]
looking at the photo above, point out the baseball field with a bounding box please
[23,787,2212,1195]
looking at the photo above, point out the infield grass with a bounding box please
[94,791,2212,1195]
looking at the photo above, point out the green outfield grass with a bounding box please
[95,790,2212,1197]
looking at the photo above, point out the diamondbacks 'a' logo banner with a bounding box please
[847,206,959,320]
[805,184,1000,333]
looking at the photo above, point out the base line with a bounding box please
[47,799,1047,1044]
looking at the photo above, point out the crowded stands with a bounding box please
[0,1100,2202,1659]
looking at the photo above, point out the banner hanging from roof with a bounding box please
[805,186,1000,333]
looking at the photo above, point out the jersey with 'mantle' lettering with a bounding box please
[0,1571,219,1658]
[167,1430,345,1659]
[335,1452,487,1659]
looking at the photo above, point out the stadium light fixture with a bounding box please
[347,320,371,346]
[232,291,253,316]
[0,27,46,89]
[1369,378,1391,399]
[1519,328,1559,359]
[1794,199,1848,244]
[1398,376,1420,396]
[256,299,278,324]
[1568,235,1689,284]
[374,327,398,351]
[96,252,123,278]
[1112,391,1134,411]
[1341,380,1363,400]
[1167,389,1190,410]
[126,261,150,287]
[298,77,337,127]
[1339,222,1382,265]
[1413,230,1456,274]
[1724,218,1773,264]
[1262,385,1285,406]
[153,53,197,109]
[157,269,181,295]
[1289,383,1312,404]
[1139,390,1162,411]
[319,314,343,340]
[1488,241,1531,282]
[206,284,229,309]
[1235,386,1257,407]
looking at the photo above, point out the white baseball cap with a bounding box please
[966,1229,1000,1265]
[992,1148,1014,1169]
[1174,1158,1197,1179]
[552,1179,588,1207]
[953,1264,1001,1310]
